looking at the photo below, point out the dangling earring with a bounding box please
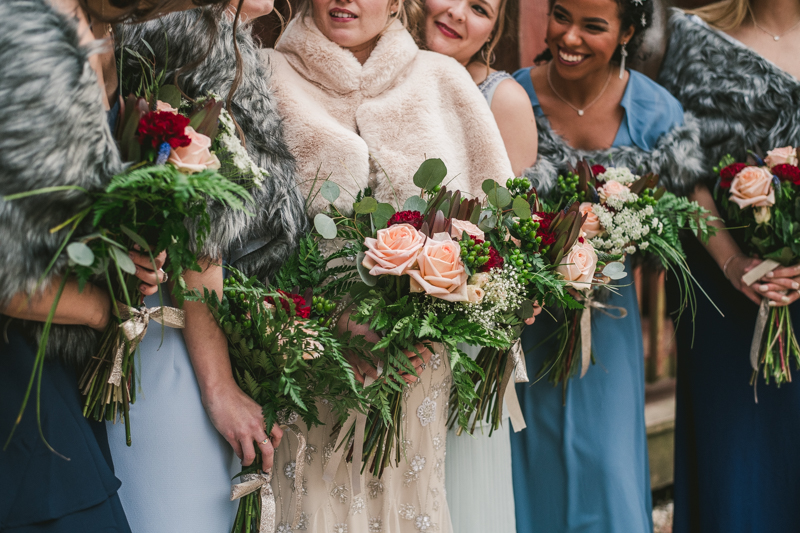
[619,41,628,79]
[480,45,496,65]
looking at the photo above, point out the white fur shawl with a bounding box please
[264,17,514,216]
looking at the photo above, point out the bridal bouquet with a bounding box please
[544,161,715,394]
[313,158,570,475]
[715,147,800,387]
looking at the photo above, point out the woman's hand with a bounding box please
[203,382,284,472]
[129,247,167,296]
[523,301,544,326]
[757,263,800,307]
[725,255,764,305]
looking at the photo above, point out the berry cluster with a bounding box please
[635,188,658,207]
[507,248,537,284]
[556,172,585,201]
[460,236,502,272]
[510,218,545,253]
[506,177,532,198]
[312,295,336,326]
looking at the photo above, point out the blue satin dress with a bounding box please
[509,68,684,533]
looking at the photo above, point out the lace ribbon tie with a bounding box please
[579,296,628,378]
[109,303,186,386]
[230,472,276,532]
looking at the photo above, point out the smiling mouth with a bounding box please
[435,21,462,39]
[558,48,588,65]
[330,9,357,21]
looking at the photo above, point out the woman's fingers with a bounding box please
[758,278,800,291]
[768,264,800,279]
[270,424,284,449]
[256,433,276,472]
[524,317,536,326]
[240,439,257,467]
[130,248,167,295]
[765,290,800,307]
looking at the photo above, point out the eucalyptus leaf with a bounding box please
[477,211,497,232]
[517,299,535,320]
[602,261,627,280]
[412,158,447,191]
[373,202,396,230]
[314,213,338,239]
[66,242,95,267]
[120,225,150,250]
[356,252,378,286]
[158,85,182,109]
[111,246,137,275]
[512,196,532,219]
[487,186,512,209]
[320,181,340,204]
[403,195,428,213]
[354,197,378,215]
[481,180,500,195]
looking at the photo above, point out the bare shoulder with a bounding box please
[490,78,535,119]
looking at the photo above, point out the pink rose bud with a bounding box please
[450,219,485,241]
[556,239,598,290]
[578,202,604,239]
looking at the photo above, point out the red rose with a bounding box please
[388,210,424,230]
[533,211,557,231]
[719,162,748,189]
[538,232,556,246]
[772,164,800,185]
[137,111,192,149]
[591,165,607,178]
[266,290,310,318]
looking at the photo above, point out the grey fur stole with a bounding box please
[117,11,307,281]
[523,112,705,197]
[0,0,124,365]
[658,9,800,182]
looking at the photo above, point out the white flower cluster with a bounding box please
[591,204,660,255]
[459,266,524,336]
[216,108,269,186]
[601,186,639,210]
[597,167,637,184]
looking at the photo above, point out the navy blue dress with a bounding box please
[0,104,131,533]
[509,68,684,533]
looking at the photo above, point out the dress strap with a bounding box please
[478,70,513,107]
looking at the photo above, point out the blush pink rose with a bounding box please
[578,202,604,238]
[450,219,485,241]
[598,180,631,203]
[729,166,775,209]
[168,127,221,174]
[765,146,798,168]
[556,239,598,290]
[407,233,469,302]
[466,285,485,303]
[362,223,426,276]
[156,100,178,113]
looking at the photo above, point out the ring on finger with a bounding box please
[159,268,168,284]
[261,438,270,445]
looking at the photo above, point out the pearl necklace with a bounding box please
[547,62,612,117]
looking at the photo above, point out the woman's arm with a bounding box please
[490,79,538,177]
[180,260,283,471]
[690,185,800,306]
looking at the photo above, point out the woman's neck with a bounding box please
[346,37,379,65]
[548,61,614,108]
[750,0,800,32]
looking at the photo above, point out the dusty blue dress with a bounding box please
[509,68,684,533]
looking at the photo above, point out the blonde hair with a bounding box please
[688,0,750,32]
[292,0,410,29]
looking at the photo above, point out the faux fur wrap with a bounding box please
[524,113,706,197]
[658,9,800,183]
[0,0,123,364]
[266,17,514,215]
[117,11,307,280]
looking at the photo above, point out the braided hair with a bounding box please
[534,0,653,64]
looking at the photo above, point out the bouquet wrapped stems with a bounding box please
[752,303,800,388]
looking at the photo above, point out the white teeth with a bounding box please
[559,50,584,63]
[331,11,356,18]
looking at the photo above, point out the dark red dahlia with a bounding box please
[266,290,310,318]
[772,164,800,184]
[137,111,191,149]
[480,246,504,273]
[719,163,748,189]
[538,232,556,246]
[532,211,557,231]
[388,210,424,230]
[591,165,607,179]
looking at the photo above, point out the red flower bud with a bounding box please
[719,163,748,189]
[137,111,192,150]
[388,210,424,230]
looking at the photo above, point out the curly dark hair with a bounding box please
[534,0,654,65]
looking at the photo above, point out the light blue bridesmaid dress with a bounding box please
[106,291,237,532]
[509,68,684,533]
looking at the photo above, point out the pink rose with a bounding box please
[362,223,426,276]
[450,219,485,241]
[407,233,469,302]
[765,146,798,168]
[466,285,485,303]
[578,202,603,239]
[598,180,631,203]
[556,239,598,290]
[168,127,221,174]
[729,166,775,209]
[156,100,178,113]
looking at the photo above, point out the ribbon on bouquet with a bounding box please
[500,339,527,432]
[229,423,307,532]
[108,303,185,386]
[322,375,375,497]
[579,297,628,378]
[742,259,782,404]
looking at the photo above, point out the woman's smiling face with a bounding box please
[546,0,633,80]
[423,0,501,65]
[311,0,398,51]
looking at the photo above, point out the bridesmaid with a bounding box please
[507,0,705,530]
[0,0,231,531]
[262,0,514,530]
[658,1,800,531]
[104,2,303,531]
[408,0,538,531]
